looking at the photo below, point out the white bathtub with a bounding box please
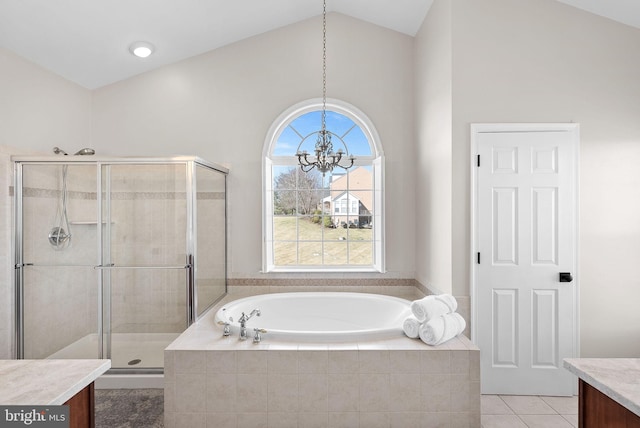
[214,292,411,342]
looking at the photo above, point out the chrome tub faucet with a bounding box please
[238,309,261,341]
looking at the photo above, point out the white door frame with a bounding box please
[470,123,581,392]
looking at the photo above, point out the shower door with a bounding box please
[17,163,101,360]
[100,163,191,370]
[195,163,227,317]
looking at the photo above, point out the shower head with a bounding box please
[53,147,68,155]
[74,148,95,156]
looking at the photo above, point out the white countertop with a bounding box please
[0,359,111,405]
[564,358,640,417]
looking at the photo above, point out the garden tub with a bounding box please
[214,292,411,342]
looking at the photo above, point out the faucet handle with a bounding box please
[218,308,233,337]
[217,320,232,337]
[253,328,267,344]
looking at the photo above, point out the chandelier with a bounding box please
[296,0,355,176]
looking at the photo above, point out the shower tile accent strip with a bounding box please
[13,186,224,200]
[13,186,97,199]
[164,294,480,428]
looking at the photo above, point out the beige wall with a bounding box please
[91,13,416,280]
[0,48,92,152]
[414,0,453,295]
[448,0,640,357]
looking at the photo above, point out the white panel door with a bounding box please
[472,124,578,395]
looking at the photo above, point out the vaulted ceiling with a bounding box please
[0,0,638,89]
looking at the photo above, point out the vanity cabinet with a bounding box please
[64,383,95,428]
[564,359,640,428]
[580,380,640,428]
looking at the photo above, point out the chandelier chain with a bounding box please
[322,0,327,131]
[295,0,355,176]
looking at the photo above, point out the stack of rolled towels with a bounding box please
[402,294,466,346]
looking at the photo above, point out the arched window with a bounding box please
[263,99,384,272]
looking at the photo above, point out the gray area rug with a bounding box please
[95,389,163,428]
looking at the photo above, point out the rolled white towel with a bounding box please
[402,316,422,339]
[410,294,458,323]
[419,312,466,346]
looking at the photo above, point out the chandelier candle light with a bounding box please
[296,0,355,176]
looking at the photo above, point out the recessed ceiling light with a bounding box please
[129,41,155,58]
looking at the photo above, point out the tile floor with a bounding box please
[482,394,578,428]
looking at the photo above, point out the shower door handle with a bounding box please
[14,263,34,268]
[186,255,195,325]
[94,264,189,269]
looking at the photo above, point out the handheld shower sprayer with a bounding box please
[49,164,71,249]
[48,147,96,249]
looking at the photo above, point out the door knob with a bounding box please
[559,272,573,283]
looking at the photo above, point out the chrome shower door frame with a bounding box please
[13,161,24,359]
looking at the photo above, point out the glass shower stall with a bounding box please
[13,156,227,373]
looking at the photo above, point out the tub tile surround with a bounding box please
[164,290,480,428]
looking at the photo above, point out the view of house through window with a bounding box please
[264,104,383,271]
[272,165,373,266]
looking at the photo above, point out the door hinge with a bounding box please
[477,155,480,167]
[477,252,481,264]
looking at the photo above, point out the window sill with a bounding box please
[264,267,383,274]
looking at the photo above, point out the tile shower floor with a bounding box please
[481,395,578,428]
